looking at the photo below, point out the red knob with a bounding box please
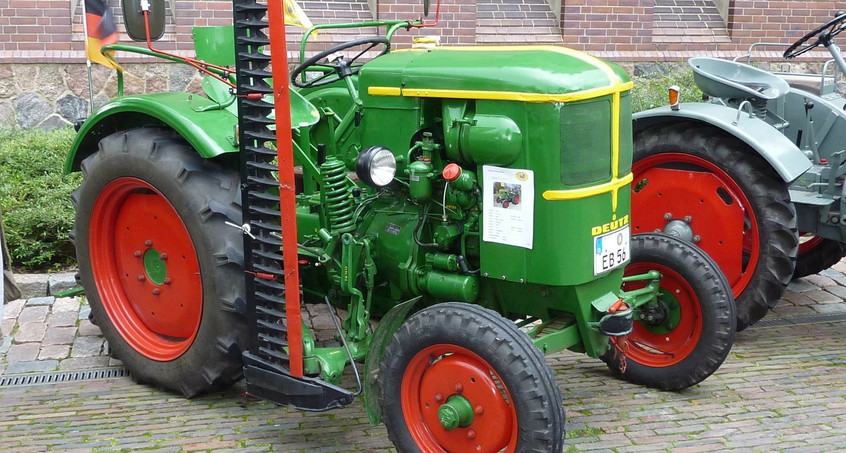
[443,163,462,182]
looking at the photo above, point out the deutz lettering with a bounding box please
[591,215,629,236]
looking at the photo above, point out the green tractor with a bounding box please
[68,0,735,450]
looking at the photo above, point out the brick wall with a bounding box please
[4,1,846,64]
[5,0,846,130]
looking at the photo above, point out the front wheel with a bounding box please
[72,128,247,397]
[602,233,736,390]
[378,303,565,453]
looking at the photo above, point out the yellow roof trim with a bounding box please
[398,81,632,103]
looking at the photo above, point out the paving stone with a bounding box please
[802,273,836,287]
[13,322,47,343]
[5,343,40,362]
[48,310,78,328]
[52,297,80,312]
[5,359,59,374]
[42,326,76,345]
[71,335,104,357]
[38,344,70,360]
[57,356,110,370]
[25,296,55,307]
[0,336,11,354]
[78,304,91,321]
[17,305,49,323]
[787,279,819,293]
[2,298,24,319]
[0,318,14,336]
[77,319,101,336]
[812,303,846,314]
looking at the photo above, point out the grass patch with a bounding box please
[0,127,80,271]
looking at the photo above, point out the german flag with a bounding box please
[84,0,120,69]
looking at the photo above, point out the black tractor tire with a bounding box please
[633,123,797,331]
[794,235,846,279]
[72,127,247,397]
[378,302,565,453]
[601,233,736,390]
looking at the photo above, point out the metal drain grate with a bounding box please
[753,312,846,328]
[0,367,129,388]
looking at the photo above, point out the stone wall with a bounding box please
[0,63,203,131]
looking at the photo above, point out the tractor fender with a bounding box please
[65,92,238,174]
[362,296,422,426]
[633,103,812,184]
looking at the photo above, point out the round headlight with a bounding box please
[356,146,396,187]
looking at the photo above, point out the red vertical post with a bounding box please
[266,0,304,378]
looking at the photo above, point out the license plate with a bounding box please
[594,226,630,275]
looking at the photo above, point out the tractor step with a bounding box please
[243,352,354,412]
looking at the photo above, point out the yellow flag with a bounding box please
[284,0,315,33]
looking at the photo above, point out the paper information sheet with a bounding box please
[482,165,534,249]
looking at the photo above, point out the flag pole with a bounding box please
[79,0,96,115]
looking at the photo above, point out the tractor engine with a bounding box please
[300,45,634,328]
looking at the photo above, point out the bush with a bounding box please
[632,63,703,113]
[0,128,80,271]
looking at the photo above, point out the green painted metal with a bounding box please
[360,47,623,96]
[65,93,238,173]
[193,26,236,66]
[364,296,422,425]
[143,249,167,286]
[438,395,474,430]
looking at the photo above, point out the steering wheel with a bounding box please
[784,12,846,58]
[291,37,390,89]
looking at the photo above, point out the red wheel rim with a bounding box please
[89,177,202,361]
[798,232,825,254]
[632,153,759,298]
[401,344,517,453]
[621,262,703,367]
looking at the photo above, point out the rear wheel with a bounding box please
[601,233,736,390]
[72,127,247,397]
[378,303,564,453]
[632,123,797,330]
[794,234,846,278]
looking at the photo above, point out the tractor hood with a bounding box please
[360,46,631,101]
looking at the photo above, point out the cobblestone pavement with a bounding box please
[3,262,846,452]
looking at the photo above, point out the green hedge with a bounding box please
[0,128,80,271]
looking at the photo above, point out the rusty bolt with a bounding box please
[454,383,464,393]
[137,275,146,282]
[683,215,692,223]
[134,250,142,258]
[664,212,672,220]
[163,278,172,285]
[159,253,168,261]
[474,405,484,415]
[144,240,153,247]
[434,393,444,403]
[466,430,476,440]
[152,288,160,296]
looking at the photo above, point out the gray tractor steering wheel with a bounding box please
[291,37,390,89]
[784,12,846,59]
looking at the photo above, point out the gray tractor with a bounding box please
[631,12,846,330]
